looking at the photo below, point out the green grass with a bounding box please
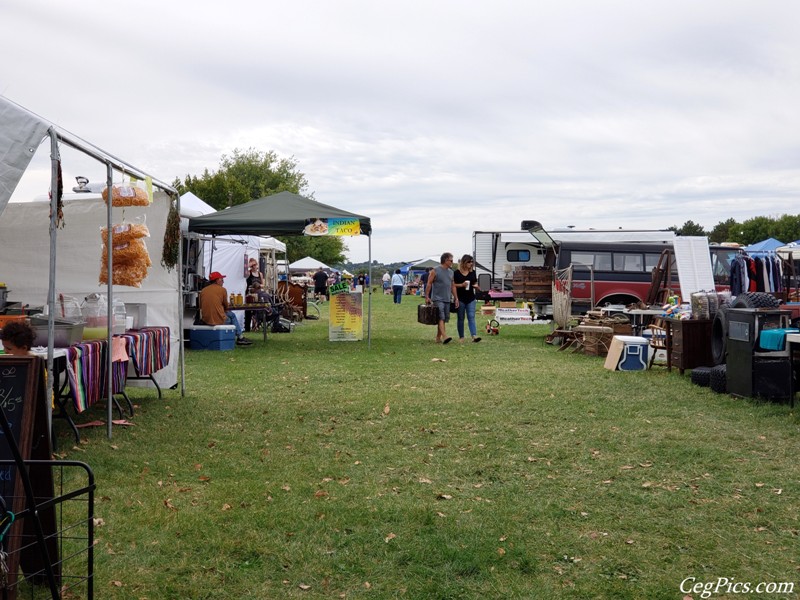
[57,294,800,599]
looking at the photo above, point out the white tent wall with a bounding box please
[202,235,259,323]
[0,192,180,389]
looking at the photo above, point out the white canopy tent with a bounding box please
[0,95,182,439]
[180,192,287,298]
[289,256,331,272]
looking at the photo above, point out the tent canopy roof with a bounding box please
[744,237,785,253]
[187,191,371,237]
[289,256,330,271]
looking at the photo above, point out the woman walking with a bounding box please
[454,254,481,343]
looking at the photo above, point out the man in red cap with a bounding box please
[198,271,252,346]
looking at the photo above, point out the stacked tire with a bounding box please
[710,292,782,365]
[690,366,712,387]
[709,364,727,394]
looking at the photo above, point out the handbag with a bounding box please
[417,304,439,325]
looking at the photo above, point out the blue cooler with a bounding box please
[190,325,236,350]
[615,335,649,371]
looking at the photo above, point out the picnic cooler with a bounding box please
[604,335,650,371]
[417,304,439,326]
[190,325,236,350]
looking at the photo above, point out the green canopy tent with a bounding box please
[188,191,373,345]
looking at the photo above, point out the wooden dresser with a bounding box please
[666,318,713,374]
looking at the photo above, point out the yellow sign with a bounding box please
[329,292,363,341]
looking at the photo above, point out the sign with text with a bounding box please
[303,218,361,237]
[329,292,363,341]
[494,307,534,325]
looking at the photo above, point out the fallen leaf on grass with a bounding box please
[385,532,397,543]
[221,503,232,511]
[436,511,446,518]
[282,485,291,491]
[163,499,176,511]
[198,475,211,482]
[619,465,635,470]
[314,490,329,498]
[755,482,765,488]
[93,518,105,527]
[111,580,123,587]
[418,477,432,484]
[497,547,506,556]
[431,357,447,362]
[383,403,390,416]
[437,493,453,500]
[298,583,311,590]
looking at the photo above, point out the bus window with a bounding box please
[507,249,531,262]
[614,252,644,272]
[644,253,661,271]
[572,251,612,271]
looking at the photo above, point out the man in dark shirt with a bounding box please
[312,267,329,301]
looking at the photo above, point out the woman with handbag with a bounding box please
[454,254,481,343]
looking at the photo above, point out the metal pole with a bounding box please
[367,236,372,349]
[45,129,59,438]
[176,192,185,397]
[106,164,113,439]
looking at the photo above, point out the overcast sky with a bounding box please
[2,1,799,263]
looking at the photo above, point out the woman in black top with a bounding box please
[454,254,481,342]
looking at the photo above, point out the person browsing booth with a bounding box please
[198,271,252,346]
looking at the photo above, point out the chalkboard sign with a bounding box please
[0,355,57,596]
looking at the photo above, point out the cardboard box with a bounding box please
[190,325,236,351]
[498,301,517,308]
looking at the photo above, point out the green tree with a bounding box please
[708,218,739,244]
[175,148,347,261]
[670,220,706,236]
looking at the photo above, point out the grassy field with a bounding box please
[58,292,799,599]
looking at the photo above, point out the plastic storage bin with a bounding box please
[190,325,236,351]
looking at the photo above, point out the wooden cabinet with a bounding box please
[666,318,713,374]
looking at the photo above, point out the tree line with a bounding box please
[671,215,800,245]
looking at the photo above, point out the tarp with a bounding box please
[744,237,785,254]
[776,240,800,260]
[289,257,330,271]
[187,190,371,236]
[0,97,49,216]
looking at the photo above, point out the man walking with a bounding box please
[424,253,458,344]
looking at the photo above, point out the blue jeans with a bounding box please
[456,300,477,338]
[225,311,243,338]
[392,285,403,303]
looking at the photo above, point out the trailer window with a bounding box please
[614,252,644,272]
[507,249,531,262]
[644,253,661,271]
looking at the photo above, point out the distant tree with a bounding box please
[772,214,800,244]
[671,220,706,236]
[708,218,739,244]
[175,148,347,261]
[739,216,777,246]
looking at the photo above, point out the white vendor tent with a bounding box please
[0,94,182,439]
[289,256,330,272]
[180,192,287,300]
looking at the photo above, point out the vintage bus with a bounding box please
[555,240,737,307]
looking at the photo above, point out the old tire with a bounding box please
[711,305,730,366]
[709,364,727,394]
[690,366,712,387]
[731,292,781,309]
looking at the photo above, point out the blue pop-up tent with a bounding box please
[744,237,785,254]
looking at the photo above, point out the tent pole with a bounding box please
[106,163,114,440]
[368,236,372,349]
[176,192,186,397]
[45,129,59,439]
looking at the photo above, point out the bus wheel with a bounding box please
[711,305,729,366]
